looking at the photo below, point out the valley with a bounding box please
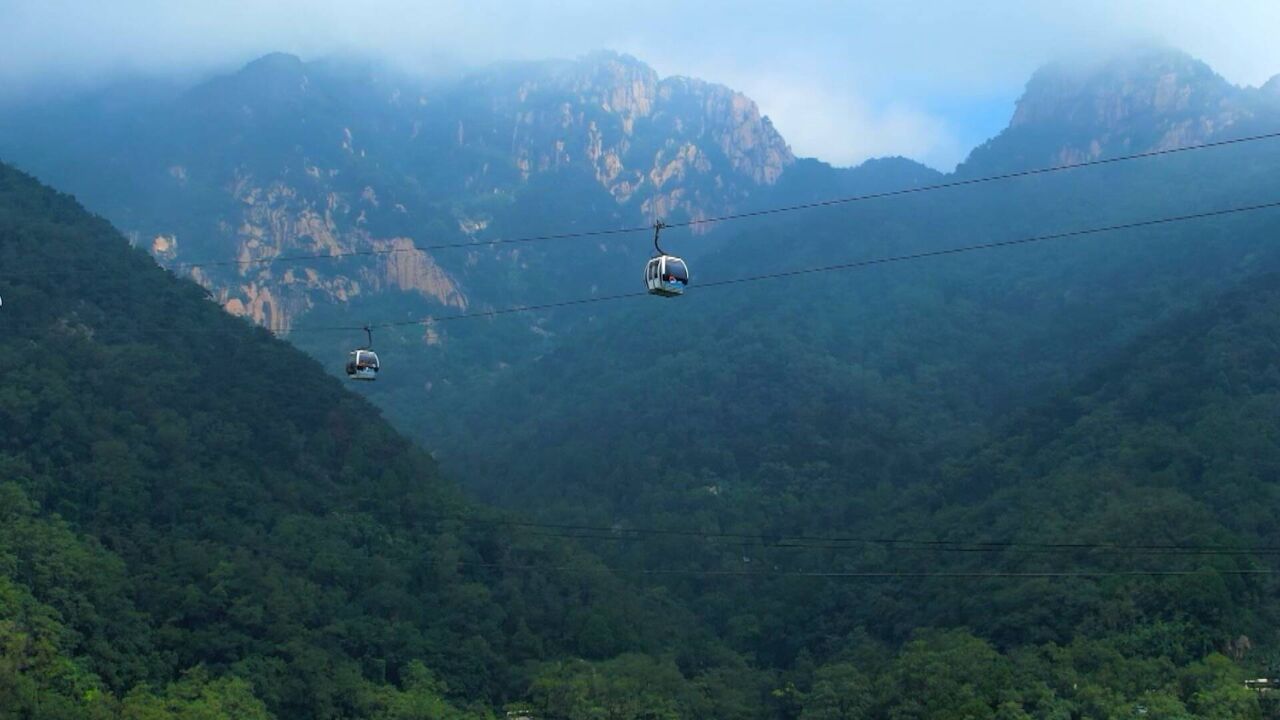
[3,38,1280,719]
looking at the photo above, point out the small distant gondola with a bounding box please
[346,326,380,381]
[645,221,689,297]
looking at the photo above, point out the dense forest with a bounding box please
[4,149,1280,719]
[0,162,732,718]
[6,47,1280,719]
[422,54,1280,718]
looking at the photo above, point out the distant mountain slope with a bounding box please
[950,267,1280,551]
[438,44,1280,522]
[433,232,1280,719]
[0,50,821,451]
[0,51,792,333]
[427,46,1280,675]
[895,268,1280,648]
[5,41,1280,717]
[961,47,1280,174]
[0,161,731,718]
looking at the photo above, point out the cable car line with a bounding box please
[691,200,1280,292]
[667,129,1280,230]
[280,198,1280,335]
[106,198,1280,340]
[11,129,1280,281]
[512,528,1280,557]
[159,129,1280,267]
[453,561,1278,580]
[162,223,654,271]
[158,129,1280,270]
[438,513,1280,556]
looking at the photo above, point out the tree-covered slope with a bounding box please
[0,161,730,718]
[432,265,1280,720]
[422,50,1280,703]
[773,271,1280,717]
[794,270,1280,657]
[438,113,1280,529]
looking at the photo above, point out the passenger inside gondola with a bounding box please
[664,260,688,285]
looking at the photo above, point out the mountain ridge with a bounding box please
[7,43,1280,719]
[962,46,1278,174]
[0,159,737,717]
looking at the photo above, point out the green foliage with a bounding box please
[0,162,716,717]
[799,663,871,720]
[528,655,695,720]
[7,50,1280,720]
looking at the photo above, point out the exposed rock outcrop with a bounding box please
[964,47,1263,172]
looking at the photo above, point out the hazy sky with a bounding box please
[5,0,1280,169]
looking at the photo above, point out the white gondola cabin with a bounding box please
[644,221,688,297]
[346,326,380,381]
[346,349,380,380]
[645,255,688,296]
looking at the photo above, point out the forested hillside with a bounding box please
[0,50,943,443]
[7,44,1280,720]
[426,249,1280,719]
[440,99,1280,546]
[423,49,1280,717]
[0,161,741,718]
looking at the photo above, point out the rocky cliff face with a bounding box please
[452,52,793,223]
[13,46,1270,340]
[208,175,467,333]
[71,51,794,332]
[965,48,1268,171]
[1011,50,1237,130]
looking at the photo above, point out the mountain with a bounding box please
[962,46,1280,173]
[436,47,1280,493]
[418,45,1280,678]
[0,51,791,332]
[0,50,819,446]
[0,161,761,718]
[6,44,1280,718]
[5,144,1274,718]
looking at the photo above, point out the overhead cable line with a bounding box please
[277,199,1280,335]
[79,198,1280,340]
[454,561,1278,580]
[170,129,1280,267]
[164,224,653,271]
[513,528,1280,557]
[667,130,1280,230]
[441,512,1280,556]
[14,129,1280,280]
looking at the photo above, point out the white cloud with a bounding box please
[727,74,963,169]
[3,0,1280,169]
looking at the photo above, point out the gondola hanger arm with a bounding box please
[653,220,667,256]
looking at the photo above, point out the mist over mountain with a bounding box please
[0,50,791,324]
[5,41,1280,719]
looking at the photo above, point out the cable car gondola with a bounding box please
[645,221,689,297]
[345,326,380,381]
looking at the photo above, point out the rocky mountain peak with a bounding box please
[960,48,1256,174]
[1010,47,1234,130]
[563,51,661,125]
[658,74,792,185]
[186,51,312,112]
[0,49,800,334]
[534,51,793,185]
[470,50,792,220]
[240,51,305,76]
